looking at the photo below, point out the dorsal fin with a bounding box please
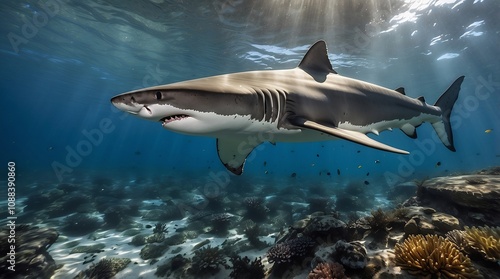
[395,87,406,95]
[298,41,337,75]
[417,96,426,103]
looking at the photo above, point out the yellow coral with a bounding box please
[394,234,482,279]
[463,226,500,262]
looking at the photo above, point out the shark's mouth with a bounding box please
[160,114,190,125]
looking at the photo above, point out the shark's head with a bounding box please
[111,88,189,123]
[111,81,260,136]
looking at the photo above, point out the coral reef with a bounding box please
[130,234,146,246]
[164,233,186,246]
[75,257,131,279]
[308,262,347,279]
[0,226,58,279]
[366,208,392,234]
[394,234,482,278]
[155,254,189,277]
[303,215,347,242]
[153,222,168,234]
[190,245,229,275]
[140,243,169,260]
[417,174,500,226]
[267,237,315,265]
[244,223,267,249]
[401,207,461,237]
[332,240,367,269]
[103,205,135,230]
[146,233,166,243]
[229,256,265,279]
[209,213,233,235]
[243,197,269,222]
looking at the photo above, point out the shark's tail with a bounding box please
[431,76,465,152]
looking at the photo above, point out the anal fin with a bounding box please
[294,118,409,155]
[216,138,263,175]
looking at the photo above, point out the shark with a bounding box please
[111,41,464,175]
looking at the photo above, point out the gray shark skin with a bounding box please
[111,41,464,175]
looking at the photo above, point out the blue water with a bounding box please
[1,0,499,188]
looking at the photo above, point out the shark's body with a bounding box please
[111,41,464,174]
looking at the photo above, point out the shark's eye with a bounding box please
[155,91,162,100]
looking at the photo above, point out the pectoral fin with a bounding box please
[216,138,263,175]
[295,119,409,155]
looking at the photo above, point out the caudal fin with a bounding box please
[431,76,465,152]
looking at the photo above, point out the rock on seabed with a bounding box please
[419,174,500,226]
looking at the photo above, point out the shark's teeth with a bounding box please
[160,114,189,125]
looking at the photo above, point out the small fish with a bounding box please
[366,172,370,176]
[485,129,493,133]
[263,161,267,166]
[337,169,341,175]
[316,154,320,157]
[326,172,331,176]
[291,172,296,178]
[374,160,380,164]
[357,150,361,153]
[436,161,441,167]
[145,225,152,229]
[357,165,362,169]
[364,180,370,185]
[264,170,268,174]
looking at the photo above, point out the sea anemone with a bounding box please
[229,256,265,279]
[463,226,500,263]
[308,262,347,279]
[446,230,469,251]
[394,234,482,278]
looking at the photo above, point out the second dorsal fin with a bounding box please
[395,87,406,95]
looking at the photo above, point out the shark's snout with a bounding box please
[111,95,141,114]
